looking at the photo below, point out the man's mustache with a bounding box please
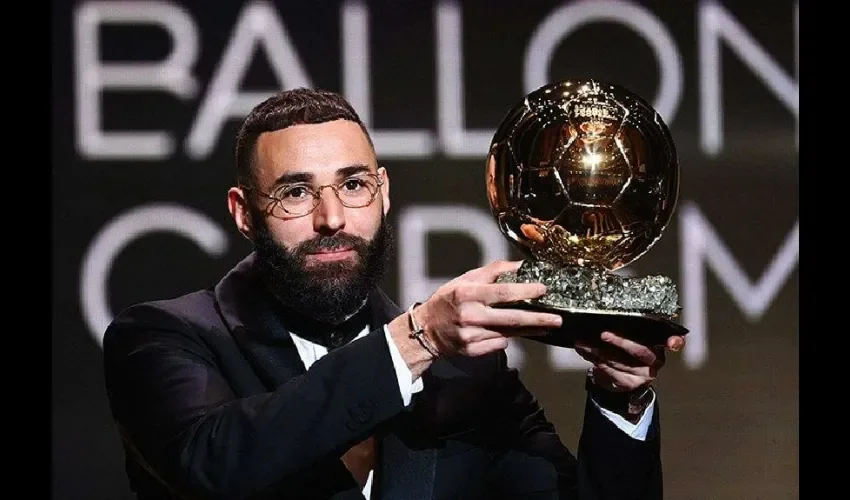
[296,233,368,255]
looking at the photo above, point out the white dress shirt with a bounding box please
[289,324,655,499]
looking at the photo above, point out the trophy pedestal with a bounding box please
[502,300,688,348]
[495,260,688,348]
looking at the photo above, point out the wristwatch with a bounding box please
[585,375,654,423]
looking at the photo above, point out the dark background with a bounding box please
[52,1,799,498]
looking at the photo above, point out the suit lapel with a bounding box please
[232,298,308,390]
[215,255,364,496]
[214,253,307,390]
[215,254,438,499]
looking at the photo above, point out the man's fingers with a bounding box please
[453,326,503,344]
[598,331,658,366]
[461,304,562,329]
[667,335,686,352]
[476,282,548,306]
[455,325,550,345]
[460,337,511,357]
[575,341,641,367]
[593,363,648,392]
[456,327,549,357]
[575,346,604,365]
[576,344,653,375]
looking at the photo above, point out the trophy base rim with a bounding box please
[496,261,684,323]
[501,299,689,348]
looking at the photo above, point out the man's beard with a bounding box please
[252,214,393,326]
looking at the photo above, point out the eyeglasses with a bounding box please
[243,172,384,218]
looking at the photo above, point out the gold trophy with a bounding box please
[487,79,688,347]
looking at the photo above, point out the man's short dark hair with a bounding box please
[235,87,373,188]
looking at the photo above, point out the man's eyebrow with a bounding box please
[271,164,373,187]
[272,171,313,187]
[337,164,372,177]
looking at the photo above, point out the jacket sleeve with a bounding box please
[487,350,663,500]
[102,302,405,499]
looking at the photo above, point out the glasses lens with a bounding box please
[274,184,318,216]
[337,175,379,208]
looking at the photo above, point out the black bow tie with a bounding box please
[323,306,373,350]
[323,327,358,350]
[268,297,371,350]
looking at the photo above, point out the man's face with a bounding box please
[237,119,392,324]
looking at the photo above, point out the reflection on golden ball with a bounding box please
[486,79,680,271]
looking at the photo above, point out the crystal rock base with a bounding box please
[495,259,688,347]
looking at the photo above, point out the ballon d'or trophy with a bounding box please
[487,79,688,347]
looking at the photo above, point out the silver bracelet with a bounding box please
[407,302,440,359]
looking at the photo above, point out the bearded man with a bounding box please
[102,87,684,500]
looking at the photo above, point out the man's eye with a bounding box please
[281,186,312,199]
[342,178,367,191]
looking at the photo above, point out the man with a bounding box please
[103,87,685,500]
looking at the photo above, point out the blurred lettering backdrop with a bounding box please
[52,1,799,498]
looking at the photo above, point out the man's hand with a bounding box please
[575,332,686,393]
[414,260,563,357]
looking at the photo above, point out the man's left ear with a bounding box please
[379,166,390,215]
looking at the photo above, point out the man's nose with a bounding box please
[312,187,346,234]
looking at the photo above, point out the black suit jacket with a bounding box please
[102,253,663,500]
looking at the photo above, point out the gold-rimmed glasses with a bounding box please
[243,172,384,218]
